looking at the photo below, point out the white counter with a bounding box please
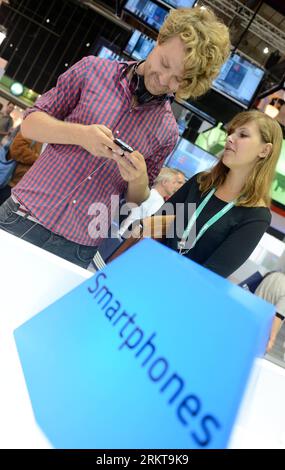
[0,230,91,448]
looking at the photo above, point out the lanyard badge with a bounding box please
[178,188,236,255]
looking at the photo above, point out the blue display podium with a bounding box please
[14,238,274,448]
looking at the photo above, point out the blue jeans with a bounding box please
[0,197,97,268]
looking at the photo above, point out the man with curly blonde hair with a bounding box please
[156,7,231,100]
[2,7,231,268]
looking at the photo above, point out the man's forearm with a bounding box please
[21,111,86,146]
[126,177,150,205]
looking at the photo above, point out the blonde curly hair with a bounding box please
[158,6,231,100]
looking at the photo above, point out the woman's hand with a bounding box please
[266,315,283,353]
[142,215,176,239]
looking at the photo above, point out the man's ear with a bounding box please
[259,142,272,159]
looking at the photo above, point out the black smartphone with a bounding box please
[114,138,134,153]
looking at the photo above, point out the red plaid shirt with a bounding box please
[13,56,178,245]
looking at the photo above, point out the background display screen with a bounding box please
[124,0,168,31]
[212,53,265,108]
[165,138,218,179]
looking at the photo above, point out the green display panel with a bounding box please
[195,123,227,157]
[271,140,285,207]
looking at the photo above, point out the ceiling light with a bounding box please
[10,82,24,97]
[264,104,279,118]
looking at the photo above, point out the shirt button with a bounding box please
[72,200,77,204]
[88,176,92,180]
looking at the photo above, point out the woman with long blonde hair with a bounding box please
[153,110,283,277]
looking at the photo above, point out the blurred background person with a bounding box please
[119,167,181,237]
[0,131,42,205]
[0,101,14,141]
[174,169,186,190]
[254,272,285,352]
[240,270,285,352]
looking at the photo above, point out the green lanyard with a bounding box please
[178,188,236,254]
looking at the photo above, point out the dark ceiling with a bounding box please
[266,0,285,15]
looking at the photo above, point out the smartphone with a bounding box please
[114,138,134,153]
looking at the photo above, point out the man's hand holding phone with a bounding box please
[111,138,149,204]
[81,126,147,186]
[113,147,148,183]
[113,138,134,154]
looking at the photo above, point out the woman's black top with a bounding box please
[160,173,271,278]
